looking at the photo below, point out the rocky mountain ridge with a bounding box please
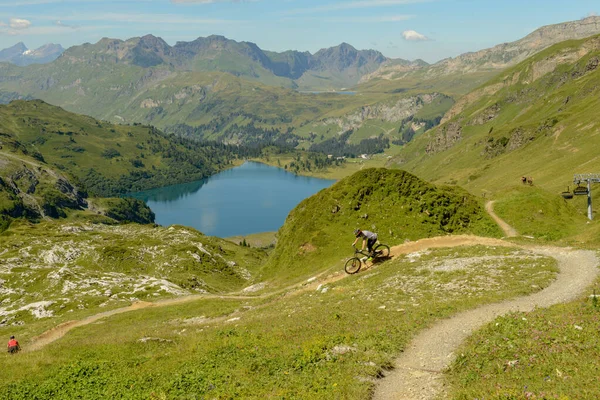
[62,34,394,90]
[0,42,64,66]
[364,16,600,82]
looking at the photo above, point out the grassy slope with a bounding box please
[0,220,266,325]
[262,168,501,284]
[391,35,600,195]
[2,35,600,399]
[0,164,592,399]
[377,36,600,398]
[357,69,498,98]
[0,100,232,196]
[492,185,590,242]
[0,244,557,399]
[447,286,600,399]
[0,136,155,230]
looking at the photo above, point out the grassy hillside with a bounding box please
[0,138,156,232]
[0,220,266,327]
[391,35,600,197]
[0,242,557,399]
[262,168,502,283]
[0,100,234,197]
[492,186,590,242]
[3,32,600,400]
[0,62,454,149]
[447,291,600,399]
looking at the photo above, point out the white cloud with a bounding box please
[9,17,31,30]
[402,29,428,41]
[56,20,79,29]
[587,11,598,17]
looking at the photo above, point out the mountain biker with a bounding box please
[352,229,378,258]
[7,335,20,354]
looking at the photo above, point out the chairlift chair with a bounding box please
[561,186,573,200]
[573,184,589,196]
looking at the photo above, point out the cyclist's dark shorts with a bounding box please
[367,238,377,252]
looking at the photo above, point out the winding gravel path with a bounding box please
[372,203,600,400]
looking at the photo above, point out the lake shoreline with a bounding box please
[130,161,335,238]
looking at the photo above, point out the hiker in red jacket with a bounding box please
[7,336,20,354]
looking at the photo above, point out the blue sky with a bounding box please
[0,0,597,63]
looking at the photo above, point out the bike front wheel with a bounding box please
[344,257,362,274]
[373,244,390,258]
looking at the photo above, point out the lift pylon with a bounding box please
[573,174,600,220]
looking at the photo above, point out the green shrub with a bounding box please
[104,197,155,224]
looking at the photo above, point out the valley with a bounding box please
[1,10,600,400]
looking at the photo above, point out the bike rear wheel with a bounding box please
[344,257,362,274]
[373,244,390,259]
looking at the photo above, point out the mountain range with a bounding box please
[60,34,400,90]
[0,42,64,66]
[0,17,599,151]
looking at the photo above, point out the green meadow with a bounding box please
[0,30,600,400]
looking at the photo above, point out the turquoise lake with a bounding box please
[130,162,335,238]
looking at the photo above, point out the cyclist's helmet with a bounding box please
[354,229,362,237]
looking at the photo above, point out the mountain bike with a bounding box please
[344,243,390,274]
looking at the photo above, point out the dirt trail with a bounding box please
[373,224,599,399]
[486,200,518,238]
[25,235,509,351]
[27,295,259,352]
[28,301,154,351]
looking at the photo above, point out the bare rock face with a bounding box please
[366,17,600,83]
[433,16,600,75]
[469,103,501,126]
[1,161,88,220]
[322,93,449,133]
[507,127,535,152]
[425,122,463,154]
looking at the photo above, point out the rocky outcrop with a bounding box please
[322,93,449,133]
[434,17,600,76]
[469,103,501,126]
[0,158,88,222]
[425,122,463,154]
[507,127,535,151]
[366,17,600,86]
